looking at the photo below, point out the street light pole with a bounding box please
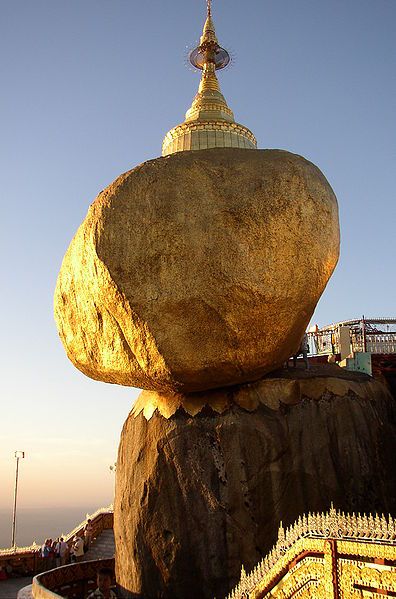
[109,462,117,505]
[11,451,25,549]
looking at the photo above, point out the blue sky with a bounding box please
[1,0,395,515]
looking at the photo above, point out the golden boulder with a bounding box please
[54,148,339,393]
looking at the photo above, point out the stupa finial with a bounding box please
[162,2,257,156]
[191,0,227,70]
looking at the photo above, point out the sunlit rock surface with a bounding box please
[54,148,339,393]
[114,367,396,598]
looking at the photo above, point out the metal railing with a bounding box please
[367,334,396,354]
[308,330,396,356]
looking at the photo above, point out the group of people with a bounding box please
[40,519,94,569]
[39,519,118,597]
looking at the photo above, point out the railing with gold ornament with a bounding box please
[226,504,396,599]
[0,504,113,556]
[61,504,113,544]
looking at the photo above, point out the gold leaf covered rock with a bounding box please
[54,148,339,393]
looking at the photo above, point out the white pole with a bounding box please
[11,451,25,548]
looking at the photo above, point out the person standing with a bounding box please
[49,540,57,570]
[72,535,85,562]
[84,519,94,550]
[55,537,69,566]
[40,539,51,571]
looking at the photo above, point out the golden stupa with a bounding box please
[162,0,257,156]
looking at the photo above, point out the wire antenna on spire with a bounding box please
[189,0,230,71]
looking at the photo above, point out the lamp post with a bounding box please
[11,450,25,549]
[109,462,117,505]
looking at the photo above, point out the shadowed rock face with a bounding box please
[114,370,396,599]
[54,148,339,393]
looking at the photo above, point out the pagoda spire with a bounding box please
[162,2,257,156]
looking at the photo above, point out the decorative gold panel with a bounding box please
[227,506,396,599]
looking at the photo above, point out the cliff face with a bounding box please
[114,369,396,599]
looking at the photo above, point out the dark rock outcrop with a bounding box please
[114,368,396,598]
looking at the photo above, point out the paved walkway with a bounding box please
[0,529,115,599]
[0,577,31,599]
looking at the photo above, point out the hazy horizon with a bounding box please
[0,504,104,550]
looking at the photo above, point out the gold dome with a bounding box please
[162,2,257,156]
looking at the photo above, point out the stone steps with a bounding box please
[84,529,115,560]
[14,528,115,599]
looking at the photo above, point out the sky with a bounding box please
[1,0,395,524]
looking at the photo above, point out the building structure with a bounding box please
[305,317,396,378]
[308,317,396,358]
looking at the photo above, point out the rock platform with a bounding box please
[114,366,396,598]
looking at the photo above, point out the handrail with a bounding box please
[61,505,114,544]
[320,317,396,330]
[0,505,113,556]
